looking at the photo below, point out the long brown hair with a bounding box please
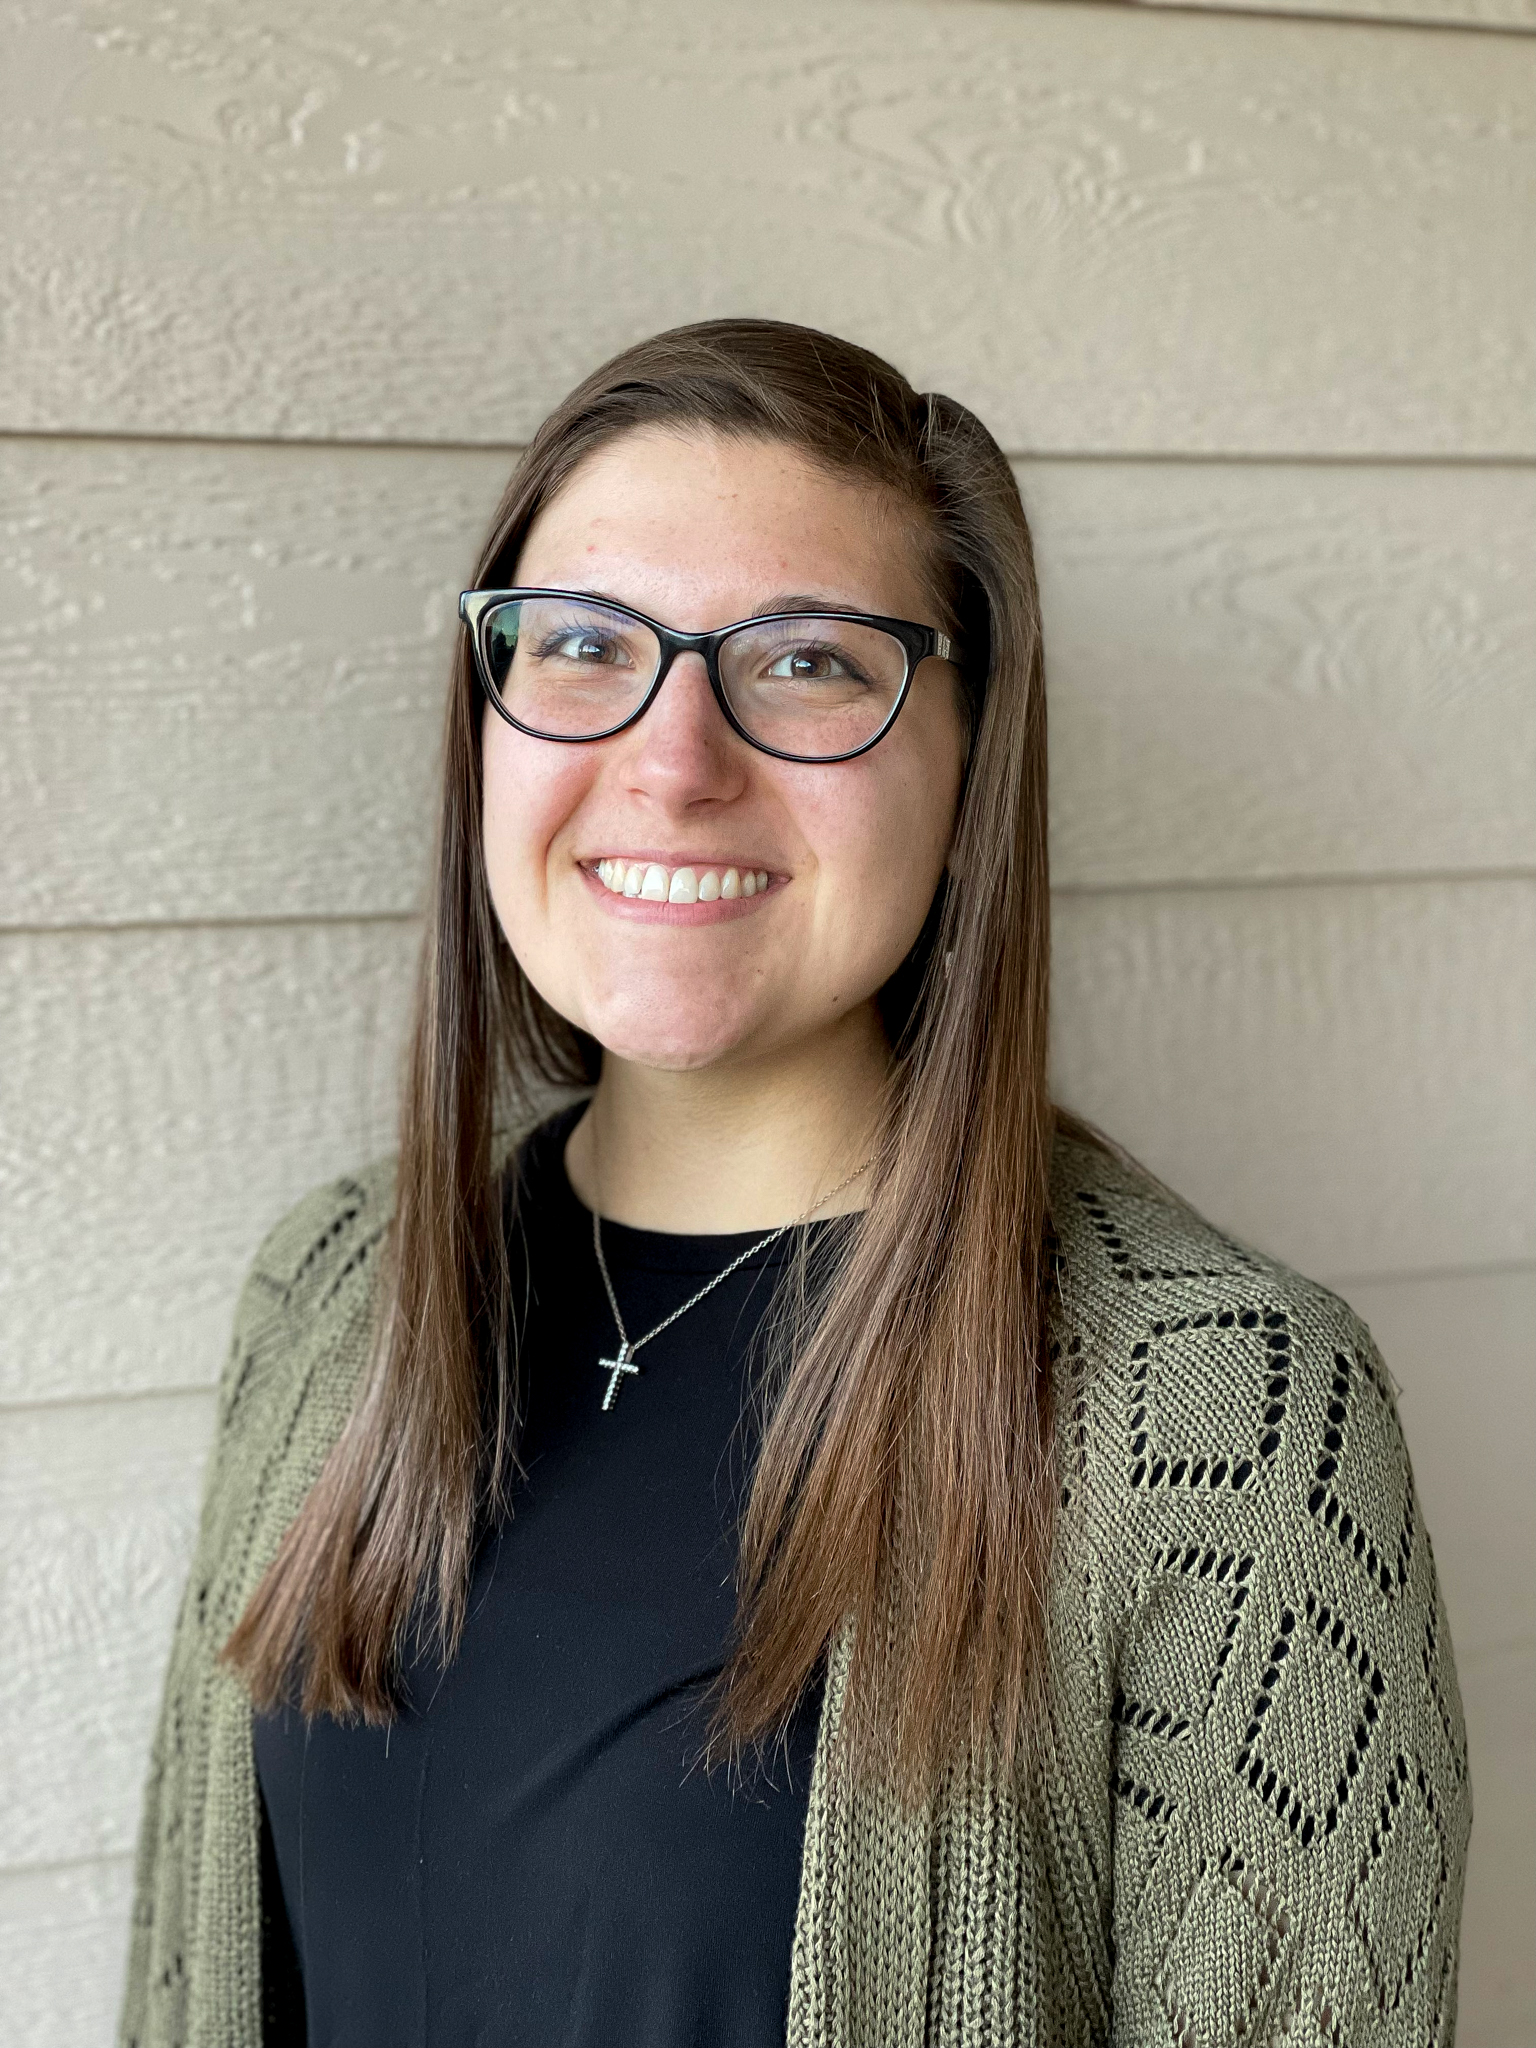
[225,319,1057,1787]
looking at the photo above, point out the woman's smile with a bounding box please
[585,855,778,918]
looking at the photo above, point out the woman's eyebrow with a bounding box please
[753,592,873,617]
[551,588,870,619]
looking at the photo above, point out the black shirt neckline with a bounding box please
[515,1101,846,1279]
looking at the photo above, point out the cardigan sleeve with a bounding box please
[1081,1274,1471,2043]
[120,1166,394,2048]
[119,1241,283,2048]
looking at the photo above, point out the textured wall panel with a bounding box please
[5,438,1532,928]
[0,438,486,927]
[1452,1642,1536,2045]
[1343,1266,1535,1658]
[0,1394,214,1866]
[0,1857,134,2048]
[1050,876,1536,1278]
[3,0,1530,453]
[1032,461,1536,889]
[1341,1265,1535,2045]
[0,922,417,1404]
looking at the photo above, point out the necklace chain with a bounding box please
[591,1157,872,1411]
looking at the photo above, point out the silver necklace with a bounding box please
[591,1159,872,1411]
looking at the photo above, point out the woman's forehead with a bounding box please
[517,427,939,621]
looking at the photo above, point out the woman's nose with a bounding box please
[618,651,749,805]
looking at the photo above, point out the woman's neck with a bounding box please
[563,1002,889,1233]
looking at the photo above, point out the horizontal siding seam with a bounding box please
[0,912,422,941]
[1320,1257,1536,1288]
[1051,866,1536,901]
[1115,0,1536,36]
[0,1848,134,1883]
[2,427,1536,470]
[0,1387,218,1422]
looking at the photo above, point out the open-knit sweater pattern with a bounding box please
[121,1135,1469,2046]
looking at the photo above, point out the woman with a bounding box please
[122,321,1469,2048]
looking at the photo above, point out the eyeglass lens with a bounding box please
[482,595,909,758]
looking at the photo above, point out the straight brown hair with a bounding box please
[225,318,1059,1788]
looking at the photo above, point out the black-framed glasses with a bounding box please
[459,587,956,764]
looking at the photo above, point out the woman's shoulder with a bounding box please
[162,1162,400,1709]
[214,1110,565,1465]
[232,1156,396,1347]
[1048,1126,1369,1440]
[213,1156,398,1460]
[1046,1128,1416,1584]
[1049,1125,1339,1317]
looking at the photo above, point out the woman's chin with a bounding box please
[581,1001,767,1075]
[595,1032,749,1075]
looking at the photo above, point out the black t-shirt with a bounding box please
[254,1107,831,2047]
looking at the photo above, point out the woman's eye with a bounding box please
[766,646,845,681]
[542,627,630,667]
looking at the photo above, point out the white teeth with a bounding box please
[595,859,773,904]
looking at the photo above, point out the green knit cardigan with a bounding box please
[121,1135,1470,2046]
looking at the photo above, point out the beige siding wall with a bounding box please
[1,1,1531,2039]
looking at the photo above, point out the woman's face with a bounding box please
[481,427,967,1074]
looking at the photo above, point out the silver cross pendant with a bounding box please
[598,1341,640,1411]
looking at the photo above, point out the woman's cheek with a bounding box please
[480,765,533,943]
[808,810,934,1002]
[481,716,583,927]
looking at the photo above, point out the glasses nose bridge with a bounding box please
[651,622,728,705]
